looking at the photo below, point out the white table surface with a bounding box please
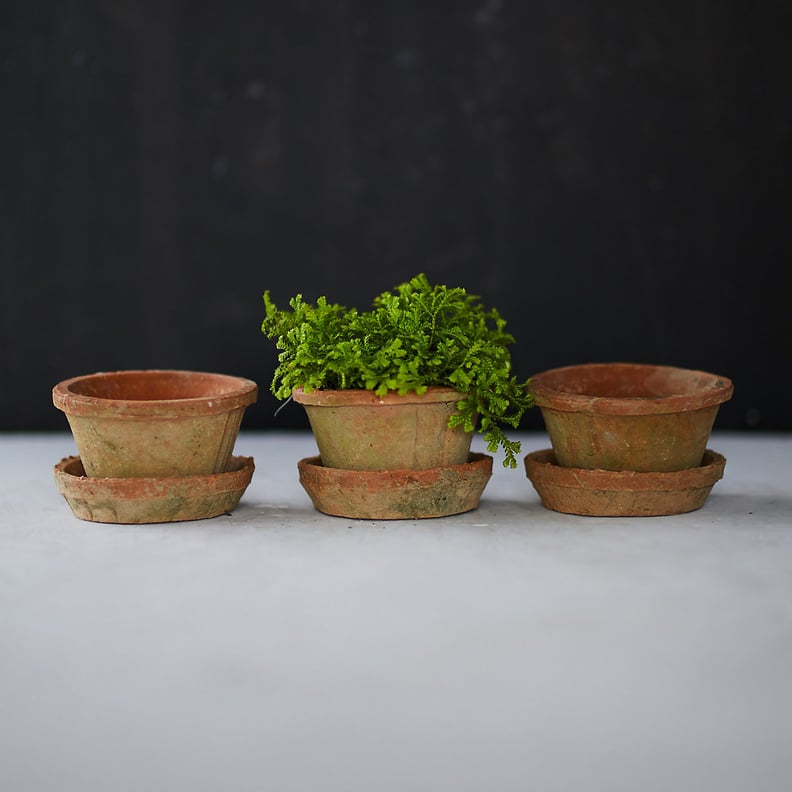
[1,431,791,792]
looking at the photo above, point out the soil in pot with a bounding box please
[529,363,733,472]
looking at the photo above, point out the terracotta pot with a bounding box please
[524,448,725,517]
[292,386,473,470]
[53,370,258,478]
[298,453,493,519]
[529,363,733,472]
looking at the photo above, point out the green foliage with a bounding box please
[261,274,534,467]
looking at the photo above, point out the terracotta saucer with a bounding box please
[524,449,726,517]
[54,455,255,524]
[297,453,493,519]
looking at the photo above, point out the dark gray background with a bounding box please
[2,0,789,432]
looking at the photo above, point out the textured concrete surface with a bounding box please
[1,431,791,792]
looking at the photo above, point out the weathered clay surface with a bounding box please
[292,386,474,470]
[524,448,726,517]
[54,455,255,524]
[53,370,257,478]
[529,363,733,472]
[297,453,493,519]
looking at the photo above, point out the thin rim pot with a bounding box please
[292,386,473,471]
[53,370,258,478]
[529,363,733,472]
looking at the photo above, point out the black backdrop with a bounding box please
[2,0,790,432]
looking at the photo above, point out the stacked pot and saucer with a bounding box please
[52,370,257,524]
[292,386,493,520]
[524,363,734,517]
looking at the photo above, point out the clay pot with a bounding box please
[298,453,492,519]
[292,386,473,471]
[53,370,258,478]
[524,448,725,517]
[529,363,733,472]
[291,386,490,518]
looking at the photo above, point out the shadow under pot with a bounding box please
[53,370,258,478]
[529,363,733,472]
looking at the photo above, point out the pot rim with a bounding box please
[53,369,258,418]
[291,385,466,407]
[529,362,733,415]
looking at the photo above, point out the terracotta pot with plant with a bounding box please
[261,274,534,519]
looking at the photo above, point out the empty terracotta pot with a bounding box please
[292,386,473,470]
[529,363,733,472]
[53,370,258,478]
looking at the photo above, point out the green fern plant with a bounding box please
[261,273,533,467]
